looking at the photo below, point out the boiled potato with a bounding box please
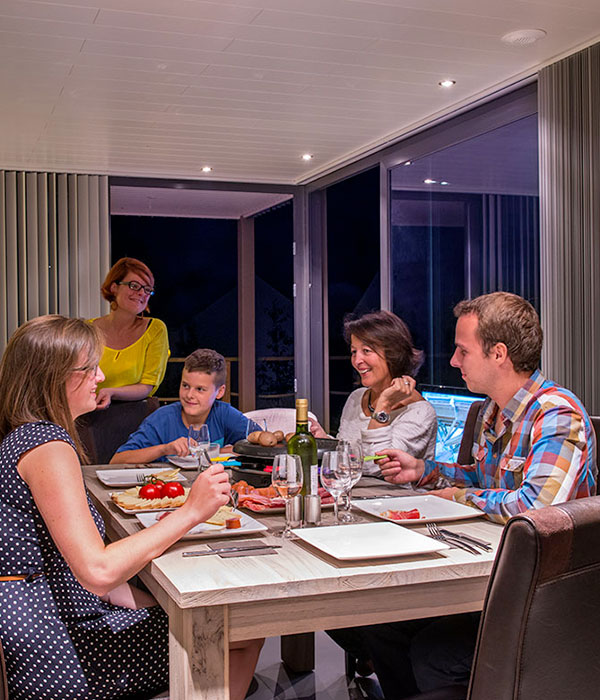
[247,430,262,444]
[273,430,285,443]
[258,431,278,446]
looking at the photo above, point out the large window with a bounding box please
[390,114,540,388]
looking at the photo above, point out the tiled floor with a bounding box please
[248,633,383,700]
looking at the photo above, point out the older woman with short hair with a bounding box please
[311,310,437,468]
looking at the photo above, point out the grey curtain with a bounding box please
[0,172,110,352]
[538,41,600,414]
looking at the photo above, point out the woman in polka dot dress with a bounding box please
[0,316,262,700]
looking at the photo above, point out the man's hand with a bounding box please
[163,436,189,457]
[377,448,425,485]
[429,487,461,501]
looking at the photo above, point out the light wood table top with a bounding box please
[85,465,503,699]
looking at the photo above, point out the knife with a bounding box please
[439,529,492,551]
[182,544,282,557]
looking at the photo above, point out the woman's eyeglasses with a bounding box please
[117,280,155,296]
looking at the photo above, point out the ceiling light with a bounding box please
[424,179,437,184]
[301,153,313,161]
[201,166,212,173]
[440,181,450,186]
[438,79,456,88]
[501,29,547,46]
[403,160,412,166]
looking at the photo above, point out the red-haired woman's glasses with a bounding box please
[118,280,155,296]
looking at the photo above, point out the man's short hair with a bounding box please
[183,349,227,387]
[454,292,543,374]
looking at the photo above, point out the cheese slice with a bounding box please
[205,505,235,526]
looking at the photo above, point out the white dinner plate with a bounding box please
[135,509,268,540]
[96,468,186,488]
[353,495,483,524]
[291,522,449,560]
[167,455,198,469]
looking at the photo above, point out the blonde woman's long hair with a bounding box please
[0,315,103,460]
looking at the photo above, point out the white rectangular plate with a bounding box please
[96,468,186,488]
[135,509,268,539]
[167,455,198,469]
[291,522,449,560]
[354,495,483,524]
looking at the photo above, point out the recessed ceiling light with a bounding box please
[438,79,456,88]
[301,153,313,161]
[201,166,212,173]
[440,181,450,186]
[501,29,546,46]
[424,178,437,184]
[403,160,412,166]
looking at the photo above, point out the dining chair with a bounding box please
[456,400,484,465]
[404,495,600,700]
[76,397,160,464]
[0,638,8,700]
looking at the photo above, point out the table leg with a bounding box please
[168,601,229,699]
[281,632,315,673]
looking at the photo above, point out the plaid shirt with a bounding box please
[419,370,597,523]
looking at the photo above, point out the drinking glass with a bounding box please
[320,451,352,526]
[337,440,363,523]
[188,424,210,471]
[271,454,303,538]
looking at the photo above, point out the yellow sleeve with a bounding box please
[140,318,170,394]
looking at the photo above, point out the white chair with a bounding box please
[244,407,318,435]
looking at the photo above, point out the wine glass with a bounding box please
[320,451,352,526]
[188,424,210,471]
[337,440,363,523]
[271,454,303,538]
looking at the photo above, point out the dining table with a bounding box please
[83,464,504,700]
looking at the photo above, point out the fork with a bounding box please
[426,522,480,555]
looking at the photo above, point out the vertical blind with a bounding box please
[0,172,110,352]
[538,41,600,414]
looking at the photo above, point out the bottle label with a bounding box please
[310,463,318,495]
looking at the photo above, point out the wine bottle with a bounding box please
[287,398,318,496]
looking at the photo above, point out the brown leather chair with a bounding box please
[76,397,160,464]
[456,401,484,465]
[406,495,600,700]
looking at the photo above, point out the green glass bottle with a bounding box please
[287,398,318,496]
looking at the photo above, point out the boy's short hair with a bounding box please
[184,349,227,387]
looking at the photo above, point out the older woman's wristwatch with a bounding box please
[371,410,390,424]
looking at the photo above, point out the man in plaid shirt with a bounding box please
[333,292,596,699]
[379,291,596,523]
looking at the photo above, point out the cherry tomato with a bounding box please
[139,484,162,500]
[162,482,185,499]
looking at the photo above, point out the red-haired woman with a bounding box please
[90,257,169,409]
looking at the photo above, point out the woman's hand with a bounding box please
[184,464,231,523]
[309,420,328,439]
[95,387,113,410]
[375,375,416,412]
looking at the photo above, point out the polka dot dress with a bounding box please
[0,422,169,700]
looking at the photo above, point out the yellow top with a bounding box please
[90,317,170,396]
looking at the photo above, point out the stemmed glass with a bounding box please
[337,440,363,523]
[271,454,303,538]
[320,451,352,526]
[188,424,210,471]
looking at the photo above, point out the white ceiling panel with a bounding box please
[0,0,599,183]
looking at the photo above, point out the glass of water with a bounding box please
[188,424,210,471]
[320,451,352,525]
[337,440,363,522]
